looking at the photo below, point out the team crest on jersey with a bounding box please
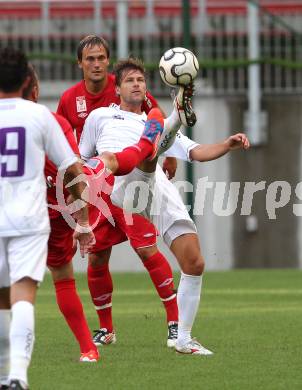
[76,96,87,113]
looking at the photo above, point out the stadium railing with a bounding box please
[0,0,301,96]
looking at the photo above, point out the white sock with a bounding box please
[164,107,181,133]
[0,309,11,387]
[177,272,203,346]
[9,301,35,387]
[156,109,181,156]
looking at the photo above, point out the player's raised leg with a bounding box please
[152,83,197,158]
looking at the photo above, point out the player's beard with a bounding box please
[126,91,145,106]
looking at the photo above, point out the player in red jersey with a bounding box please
[23,65,162,364]
[57,35,179,347]
[22,65,100,363]
[57,36,157,143]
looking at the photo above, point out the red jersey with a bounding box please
[57,73,158,142]
[45,113,79,219]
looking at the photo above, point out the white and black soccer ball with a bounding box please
[159,47,199,87]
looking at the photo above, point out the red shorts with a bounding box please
[89,202,157,253]
[47,216,76,268]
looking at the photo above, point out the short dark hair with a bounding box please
[113,57,146,86]
[0,47,28,93]
[77,35,110,61]
[22,63,39,99]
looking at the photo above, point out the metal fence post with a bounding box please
[146,0,155,62]
[41,0,50,78]
[117,0,129,59]
[94,0,102,36]
[183,0,195,219]
[245,0,268,145]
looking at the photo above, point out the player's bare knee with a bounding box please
[136,245,157,261]
[100,151,118,173]
[89,249,111,267]
[49,263,73,282]
[182,256,205,276]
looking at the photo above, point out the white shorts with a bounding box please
[163,219,197,247]
[0,233,49,287]
[111,165,196,245]
[111,167,155,221]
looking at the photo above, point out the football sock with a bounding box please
[0,309,10,387]
[54,278,96,353]
[153,109,181,157]
[87,263,113,332]
[177,272,203,346]
[8,301,34,387]
[115,139,153,175]
[143,252,178,323]
[164,107,181,133]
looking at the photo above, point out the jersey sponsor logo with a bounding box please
[113,114,125,120]
[78,112,88,118]
[76,96,87,113]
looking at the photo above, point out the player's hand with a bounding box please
[162,157,177,180]
[73,223,95,258]
[226,133,250,151]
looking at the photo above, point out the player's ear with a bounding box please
[115,86,120,96]
[32,85,39,103]
[21,76,31,96]
[78,60,83,70]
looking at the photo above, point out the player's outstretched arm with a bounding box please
[190,133,250,162]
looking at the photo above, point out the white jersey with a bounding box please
[79,104,147,157]
[162,130,198,162]
[0,98,77,236]
[79,104,198,162]
[80,105,197,238]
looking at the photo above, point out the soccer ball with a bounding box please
[159,47,199,87]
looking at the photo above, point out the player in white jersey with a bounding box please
[0,48,95,390]
[80,57,249,356]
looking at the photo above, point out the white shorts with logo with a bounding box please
[111,165,197,246]
[0,233,49,288]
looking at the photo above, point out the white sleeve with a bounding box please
[79,111,98,160]
[163,130,199,162]
[43,107,77,170]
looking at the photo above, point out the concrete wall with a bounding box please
[229,97,302,268]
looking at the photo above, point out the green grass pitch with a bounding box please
[30,270,302,390]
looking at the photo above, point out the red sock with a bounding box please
[143,252,178,323]
[87,263,113,332]
[115,139,153,175]
[54,278,96,353]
